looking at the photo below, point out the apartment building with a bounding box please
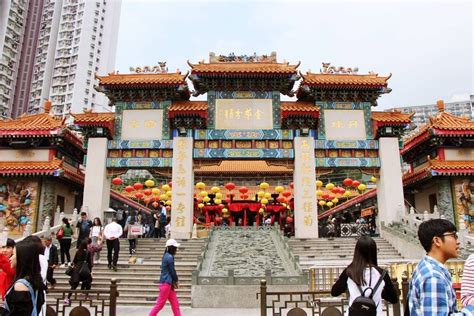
[0,0,121,118]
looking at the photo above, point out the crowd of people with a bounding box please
[2,210,474,315]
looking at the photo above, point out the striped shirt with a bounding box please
[462,254,474,306]
[408,255,474,315]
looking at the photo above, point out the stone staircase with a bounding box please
[50,238,206,306]
[288,237,403,269]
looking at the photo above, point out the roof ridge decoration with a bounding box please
[209,51,278,63]
[129,62,168,74]
[321,62,359,74]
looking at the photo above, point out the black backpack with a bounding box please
[349,269,386,316]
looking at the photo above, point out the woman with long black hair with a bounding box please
[331,236,398,315]
[59,217,73,266]
[4,236,46,315]
[64,238,93,305]
[149,239,181,316]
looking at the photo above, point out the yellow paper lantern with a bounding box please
[282,203,287,207]
[151,188,160,195]
[161,184,170,192]
[166,190,172,197]
[165,200,172,206]
[332,198,339,204]
[264,192,272,199]
[371,176,377,183]
[260,182,269,190]
[343,190,351,197]
[203,196,211,203]
[316,190,323,197]
[160,194,167,201]
[198,203,204,209]
[145,179,155,188]
[358,184,367,191]
[214,198,222,205]
[260,198,269,205]
[257,191,265,198]
[222,208,228,214]
[326,201,333,208]
[259,208,265,215]
[325,183,335,190]
[316,180,323,187]
[215,192,223,199]
[195,182,206,190]
[211,186,220,193]
[319,200,326,206]
[200,191,208,197]
[275,186,284,193]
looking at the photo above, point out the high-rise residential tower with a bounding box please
[0,0,121,118]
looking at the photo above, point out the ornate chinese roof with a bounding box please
[403,159,474,186]
[318,188,377,220]
[96,72,187,87]
[0,112,65,136]
[402,110,474,155]
[71,112,115,137]
[194,160,293,174]
[168,101,208,116]
[301,72,391,88]
[371,111,414,125]
[189,61,299,75]
[0,158,64,176]
[280,101,319,113]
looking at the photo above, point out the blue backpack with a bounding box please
[4,279,38,316]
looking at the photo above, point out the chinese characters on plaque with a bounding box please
[324,110,367,141]
[171,137,194,238]
[215,99,273,130]
[121,109,163,140]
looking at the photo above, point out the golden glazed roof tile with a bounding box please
[301,73,390,87]
[0,112,65,133]
[280,101,319,112]
[371,111,414,124]
[96,72,187,86]
[0,158,64,175]
[194,161,293,174]
[169,101,208,112]
[189,61,299,75]
[71,112,115,124]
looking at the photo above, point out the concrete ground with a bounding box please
[115,306,260,316]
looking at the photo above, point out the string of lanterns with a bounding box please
[111,177,173,209]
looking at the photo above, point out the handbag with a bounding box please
[78,261,91,279]
[65,265,73,276]
[56,227,64,240]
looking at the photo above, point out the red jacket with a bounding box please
[0,254,15,299]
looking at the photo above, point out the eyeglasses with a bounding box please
[441,232,459,240]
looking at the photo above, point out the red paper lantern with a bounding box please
[322,193,330,200]
[134,192,144,200]
[144,197,151,205]
[133,182,143,190]
[286,217,294,224]
[225,182,236,191]
[124,185,134,193]
[240,194,249,199]
[290,182,294,189]
[152,201,159,208]
[339,187,346,194]
[144,189,152,196]
[112,177,123,185]
[238,187,248,194]
[331,187,339,194]
[277,196,286,203]
[343,178,353,187]
[168,181,172,188]
[282,190,292,198]
[352,180,361,188]
[153,196,160,202]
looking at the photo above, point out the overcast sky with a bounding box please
[115,0,473,110]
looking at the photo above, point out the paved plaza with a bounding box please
[116,307,259,316]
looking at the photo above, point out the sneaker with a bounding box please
[132,249,136,254]
[113,265,117,272]
[64,298,70,305]
[108,264,112,269]
[60,264,66,268]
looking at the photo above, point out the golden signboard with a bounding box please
[324,110,366,140]
[121,109,163,140]
[215,99,273,130]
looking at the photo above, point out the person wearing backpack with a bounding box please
[331,236,398,315]
[4,236,46,315]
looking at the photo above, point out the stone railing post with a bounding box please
[23,221,32,238]
[227,269,235,285]
[43,216,51,237]
[423,211,429,221]
[260,280,267,316]
[71,208,79,223]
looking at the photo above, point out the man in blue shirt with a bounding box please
[408,218,474,315]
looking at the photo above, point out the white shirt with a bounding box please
[346,267,385,316]
[91,226,102,238]
[43,245,51,262]
[103,222,123,240]
[161,206,167,215]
